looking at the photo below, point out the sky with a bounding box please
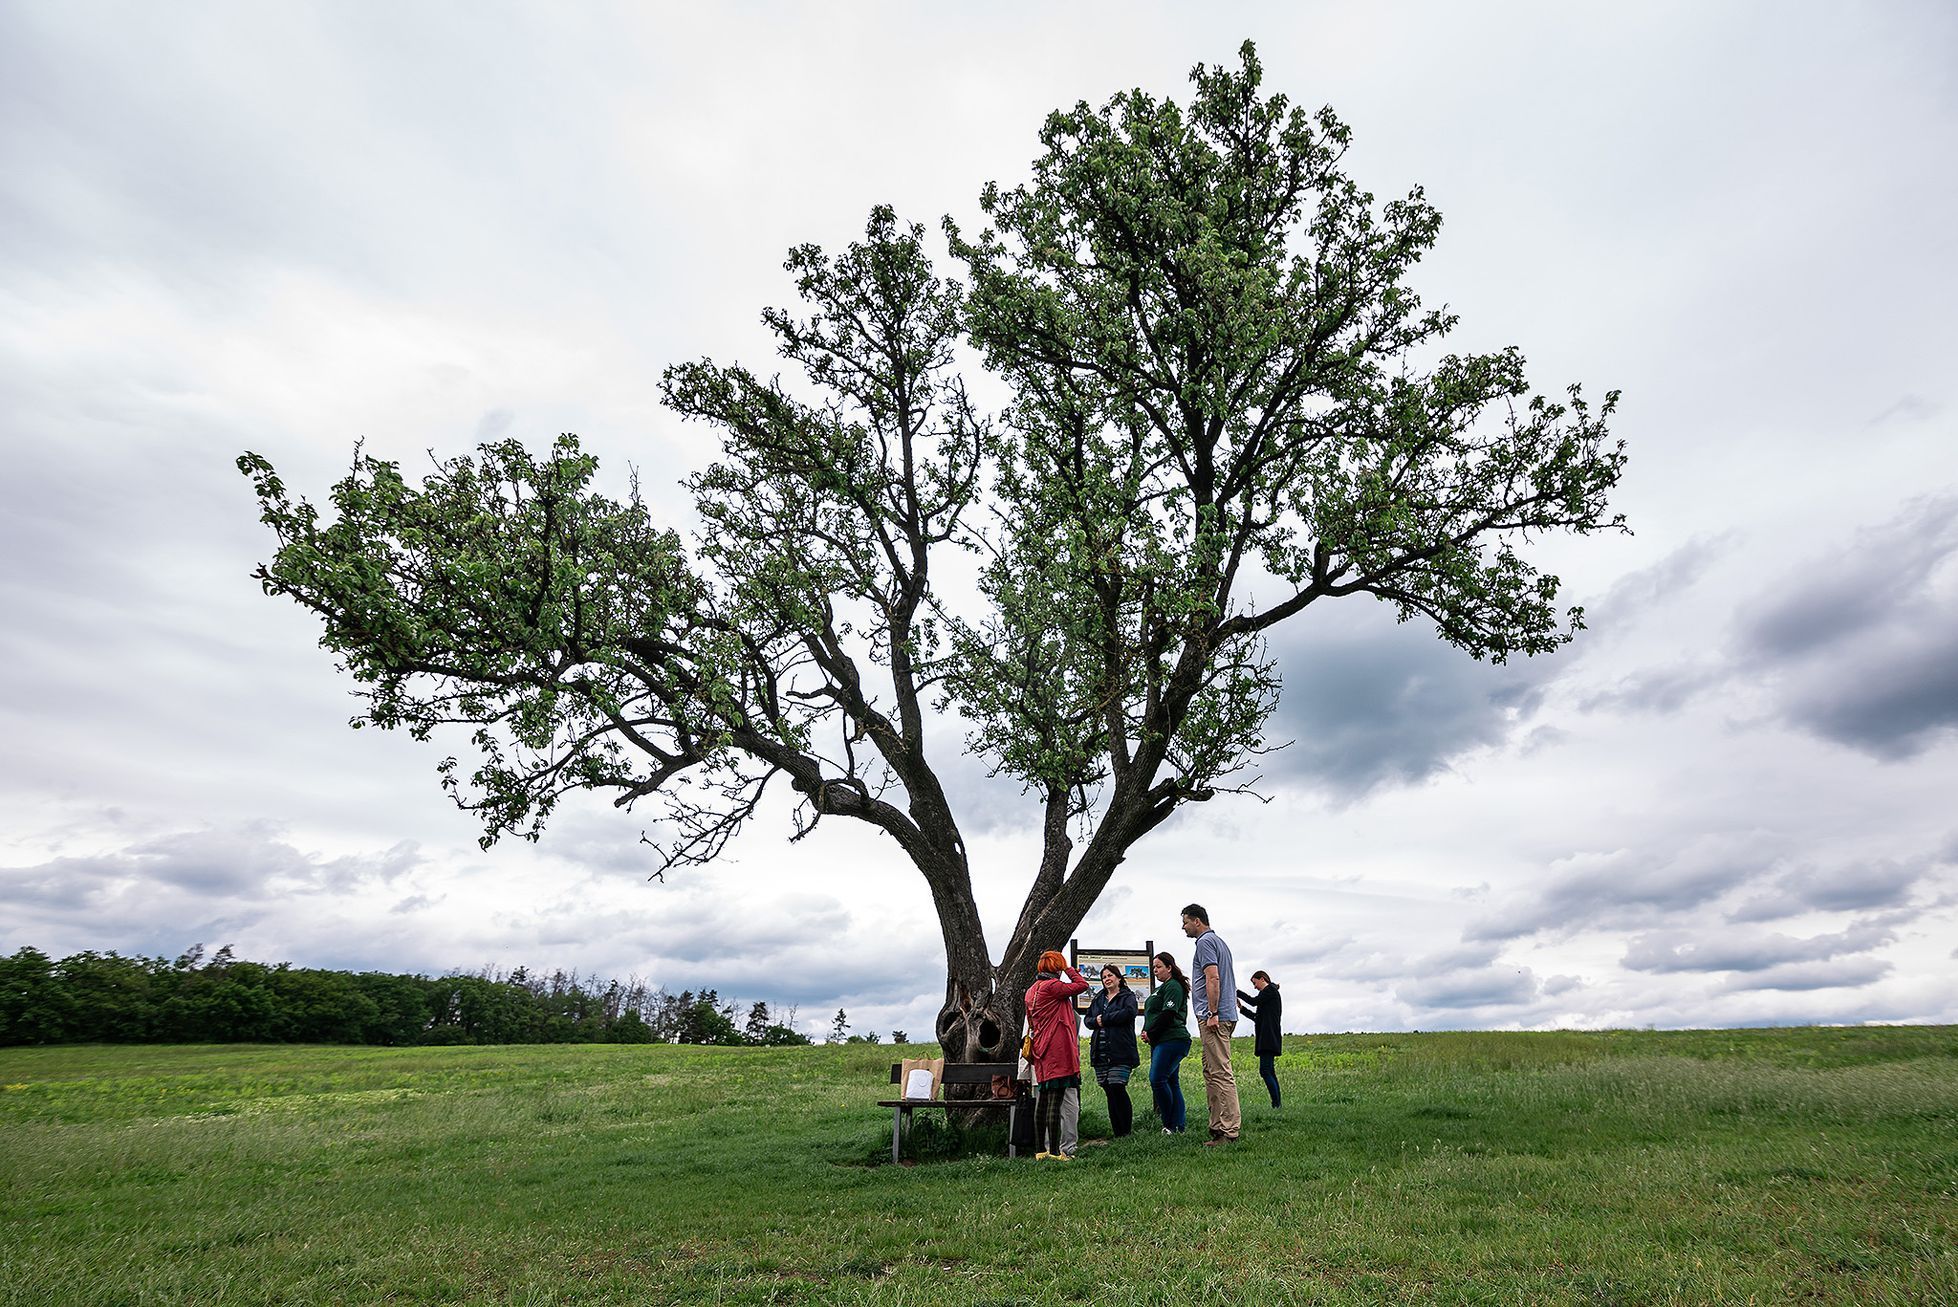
[3,1,1955,1041]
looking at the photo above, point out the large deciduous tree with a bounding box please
[240,45,1624,1064]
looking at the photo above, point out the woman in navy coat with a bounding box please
[1235,970,1283,1108]
[1084,963,1141,1137]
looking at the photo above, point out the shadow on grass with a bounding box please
[839,1109,1018,1167]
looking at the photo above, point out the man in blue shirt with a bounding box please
[1181,903,1240,1144]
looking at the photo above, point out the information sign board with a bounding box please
[1069,940,1156,1011]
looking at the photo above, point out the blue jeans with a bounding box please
[1259,1053,1280,1108]
[1149,1039,1190,1131]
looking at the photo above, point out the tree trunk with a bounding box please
[934,939,1016,1066]
[931,802,1137,1075]
[931,888,1103,1070]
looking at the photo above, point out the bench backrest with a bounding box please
[888,1061,1016,1085]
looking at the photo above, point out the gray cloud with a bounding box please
[1869,394,1942,426]
[1772,617,1958,760]
[1266,604,1559,799]
[916,729,1054,839]
[1396,967,1540,1010]
[1273,933,1548,1018]
[1583,535,1733,631]
[1517,725,1568,755]
[1738,496,1957,660]
[531,810,678,881]
[1468,833,1954,946]
[1577,500,1958,746]
[1717,958,1892,993]
[1465,840,1763,942]
[1728,857,1931,922]
[1,817,933,1033]
[0,824,423,958]
[1579,663,1725,715]
[2,860,98,913]
[1732,495,1958,758]
[0,823,419,902]
[1622,920,1895,974]
[1284,937,1500,987]
[1415,943,1505,973]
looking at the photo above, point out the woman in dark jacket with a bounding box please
[1235,969,1283,1108]
[1084,963,1140,1137]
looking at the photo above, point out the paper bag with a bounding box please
[898,1056,944,1100]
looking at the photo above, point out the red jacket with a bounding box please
[1025,966,1088,1083]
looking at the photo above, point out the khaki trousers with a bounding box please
[1198,1019,1241,1139]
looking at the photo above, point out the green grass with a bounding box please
[2,1027,1954,1305]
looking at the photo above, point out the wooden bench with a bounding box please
[878,1061,1027,1163]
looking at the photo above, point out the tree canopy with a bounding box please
[241,43,1625,1062]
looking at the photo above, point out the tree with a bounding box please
[0,947,67,1045]
[608,1007,653,1043]
[743,1000,771,1044]
[350,971,435,1045]
[760,1022,812,1047]
[52,951,154,1042]
[673,989,742,1045]
[239,44,1624,1066]
[829,1009,850,1044]
[266,965,379,1043]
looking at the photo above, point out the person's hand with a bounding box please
[1206,1015,1219,1030]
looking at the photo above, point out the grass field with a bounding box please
[2,1027,1954,1305]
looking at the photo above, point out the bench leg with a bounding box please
[1007,1101,1017,1158]
[892,1105,905,1164]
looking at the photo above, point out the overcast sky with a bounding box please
[4,1,1955,1040]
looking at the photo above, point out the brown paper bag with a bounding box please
[898,1056,944,1100]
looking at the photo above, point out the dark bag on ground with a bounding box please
[1009,1085,1036,1152]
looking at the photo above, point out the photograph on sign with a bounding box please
[1071,948,1155,1010]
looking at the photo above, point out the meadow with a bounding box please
[2,1026,1953,1305]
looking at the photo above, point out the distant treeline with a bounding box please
[0,945,812,1048]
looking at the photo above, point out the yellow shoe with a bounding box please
[1055,1151,1075,1161]
[1033,1151,1053,1160]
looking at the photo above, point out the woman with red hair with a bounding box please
[1024,949,1088,1160]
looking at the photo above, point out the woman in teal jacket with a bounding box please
[1139,951,1191,1133]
